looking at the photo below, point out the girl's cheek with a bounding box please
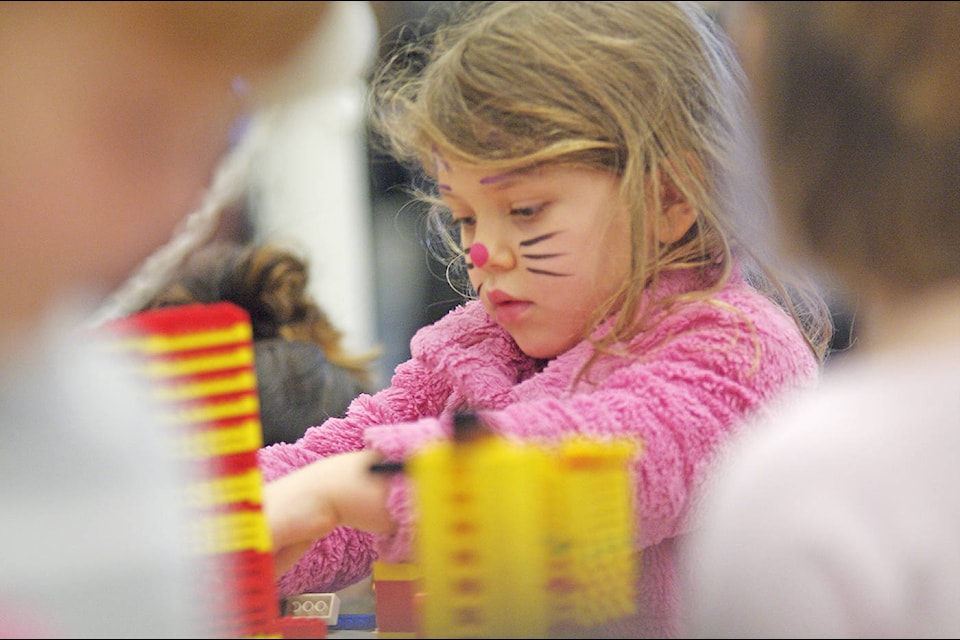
[468,270,484,295]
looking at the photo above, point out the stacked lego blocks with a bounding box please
[103,302,286,638]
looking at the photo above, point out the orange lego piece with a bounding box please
[372,561,422,637]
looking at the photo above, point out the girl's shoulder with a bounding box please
[652,268,791,332]
[629,270,818,379]
[409,299,529,365]
[411,300,496,344]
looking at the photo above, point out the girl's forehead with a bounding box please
[432,146,545,176]
[435,155,551,187]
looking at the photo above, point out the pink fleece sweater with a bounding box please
[257,266,819,638]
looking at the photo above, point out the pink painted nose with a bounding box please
[469,242,489,268]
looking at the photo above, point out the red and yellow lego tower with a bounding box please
[101,302,297,638]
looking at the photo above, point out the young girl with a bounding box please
[261,2,833,637]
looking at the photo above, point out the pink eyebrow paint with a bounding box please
[478,171,513,185]
[469,243,489,268]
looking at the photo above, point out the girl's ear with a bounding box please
[658,172,698,244]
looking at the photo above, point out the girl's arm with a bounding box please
[263,449,395,575]
[257,355,454,482]
[257,356,454,597]
[364,292,819,557]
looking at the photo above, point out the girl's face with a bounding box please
[438,159,633,359]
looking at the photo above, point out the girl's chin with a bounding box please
[513,336,569,361]
[492,300,533,325]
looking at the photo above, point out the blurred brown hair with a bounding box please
[143,241,378,384]
[743,1,960,296]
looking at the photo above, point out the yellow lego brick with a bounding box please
[153,369,257,401]
[111,321,253,355]
[185,469,266,509]
[549,438,638,626]
[168,393,259,424]
[372,561,422,582]
[404,434,640,636]
[176,417,264,459]
[409,436,552,639]
[191,510,273,555]
[143,345,255,379]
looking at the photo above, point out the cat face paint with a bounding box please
[438,159,632,359]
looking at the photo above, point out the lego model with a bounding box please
[101,302,322,639]
[376,413,638,639]
[102,303,636,639]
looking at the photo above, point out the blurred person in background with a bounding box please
[140,241,379,446]
[681,2,960,637]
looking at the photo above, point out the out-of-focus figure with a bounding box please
[140,241,379,446]
[0,3,331,637]
[682,3,960,637]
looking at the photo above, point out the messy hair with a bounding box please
[370,1,832,365]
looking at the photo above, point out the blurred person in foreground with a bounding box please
[0,2,331,637]
[681,2,960,637]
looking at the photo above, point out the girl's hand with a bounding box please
[262,449,396,575]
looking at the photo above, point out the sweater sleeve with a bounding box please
[257,301,521,596]
[256,355,455,597]
[363,291,816,560]
[478,293,818,549]
[257,340,459,477]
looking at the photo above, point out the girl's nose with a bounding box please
[469,242,489,268]
[469,237,515,271]
[468,219,516,271]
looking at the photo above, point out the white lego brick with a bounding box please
[283,592,341,625]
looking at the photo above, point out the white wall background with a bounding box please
[250,78,377,356]
[238,1,381,357]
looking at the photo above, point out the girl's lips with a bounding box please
[486,289,531,324]
[486,289,519,305]
[493,300,532,325]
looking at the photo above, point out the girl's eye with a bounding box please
[446,215,476,244]
[510,204,544,218]
[451,215,476,230]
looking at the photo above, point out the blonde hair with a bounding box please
[370,1,832,363]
